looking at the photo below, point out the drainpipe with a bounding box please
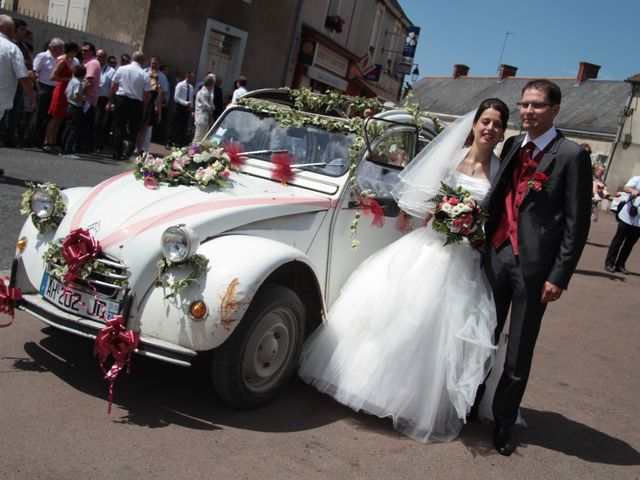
[282,0,304,87]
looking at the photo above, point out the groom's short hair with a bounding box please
[522,79,562,105]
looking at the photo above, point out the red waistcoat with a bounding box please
[491,143,545,254]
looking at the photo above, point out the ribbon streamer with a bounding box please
[0,277,23,327]
[94,315,140,413]
[358,198,385,227]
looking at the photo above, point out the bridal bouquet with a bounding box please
[429,183,486,246]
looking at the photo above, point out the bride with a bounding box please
[298,98,510,442]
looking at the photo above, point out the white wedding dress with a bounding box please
[298,168,498,443]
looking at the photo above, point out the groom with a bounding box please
[484,79,592,456]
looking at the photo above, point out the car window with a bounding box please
[357,126,418,197]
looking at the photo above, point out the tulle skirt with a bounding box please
[298,226,498,442]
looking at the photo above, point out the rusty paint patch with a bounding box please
[219,278,242,330]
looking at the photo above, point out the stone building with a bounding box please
[292,0,415,102]
[412,62,640,191]
[2,0,418,102]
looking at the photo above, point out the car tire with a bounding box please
[211,284,305,408]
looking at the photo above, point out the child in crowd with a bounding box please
[60,64,86,156]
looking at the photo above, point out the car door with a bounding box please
[325,125,423,307]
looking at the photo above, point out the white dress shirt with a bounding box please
[99,64,115,98]
[521,126,558,157]
[173,79,194,107]
[33,49,58,87]
[112,61,152,101]
[231,86,247,104]
[619,176,640,227]
[158,71,170,106]
[0,31,28,110]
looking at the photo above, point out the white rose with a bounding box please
[441,203,452,214]
[451,205,463,216]
[193,153,203,164]
[171,151,182,159]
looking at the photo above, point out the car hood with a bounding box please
[56,171,332,253]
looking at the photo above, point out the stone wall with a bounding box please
[1,7,136,59]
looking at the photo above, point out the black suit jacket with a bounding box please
[486,131,592,289]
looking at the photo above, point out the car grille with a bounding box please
[48,253,129,299]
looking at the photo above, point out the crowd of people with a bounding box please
[0,14,249,159]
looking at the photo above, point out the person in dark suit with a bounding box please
[484,79,592,456]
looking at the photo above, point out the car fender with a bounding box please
[133,234,324,352]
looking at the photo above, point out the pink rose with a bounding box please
[449,197,458,206]
[219,169,230,180]
[143,176,158,189]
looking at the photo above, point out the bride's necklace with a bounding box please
[459,154,489,178]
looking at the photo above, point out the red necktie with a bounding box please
[520,142,535,167]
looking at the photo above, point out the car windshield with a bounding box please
[205,109,355,177]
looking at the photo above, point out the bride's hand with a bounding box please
[421,213,433,227]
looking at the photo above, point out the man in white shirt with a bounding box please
[0,15,35,123]
[168,71,194,146]
[94,48,115,152]
[605,176,640,274]
[230,75,248,105]
[27,37,63,147]
[107,50,151,159]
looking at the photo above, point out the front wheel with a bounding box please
[211,284,305,408]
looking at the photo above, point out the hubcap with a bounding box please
[242,307,298,393]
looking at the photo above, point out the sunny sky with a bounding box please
[399,0,638,81]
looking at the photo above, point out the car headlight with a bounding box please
[30,189,54,219]
[161,225,200,264]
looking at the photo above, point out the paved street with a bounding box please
[0,146,639,479]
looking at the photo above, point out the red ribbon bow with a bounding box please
[94,315,140,413]
[61,228,102,282]
[221,141,246,169]
[271,152,294,184]
[358,198,385,227]
[0,277,23,327]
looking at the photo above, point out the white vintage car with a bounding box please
[10,89,438,407]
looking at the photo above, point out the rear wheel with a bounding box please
[211,284,305,408]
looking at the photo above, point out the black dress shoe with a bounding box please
[494,425,516,456]
[615,266,629,274]
[605,265,615,273]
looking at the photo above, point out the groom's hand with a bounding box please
[541,281,563,303]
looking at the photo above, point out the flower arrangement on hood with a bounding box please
[134,141,245,188]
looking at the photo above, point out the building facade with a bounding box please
[291,0,415,102]
[3,0,419,103]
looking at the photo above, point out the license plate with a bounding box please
[39,273,121,321]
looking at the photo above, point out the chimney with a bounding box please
[498,64,517,80]
[452,64,469,79]
[577,61,601,84]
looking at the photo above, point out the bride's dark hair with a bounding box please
[473,97,509,127]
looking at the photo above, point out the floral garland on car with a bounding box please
[134,141,245,189]
[20,182,67,234]
[155,254,210,300]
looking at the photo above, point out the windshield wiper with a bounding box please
[240,149,289,157]
[290,162,345,169]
